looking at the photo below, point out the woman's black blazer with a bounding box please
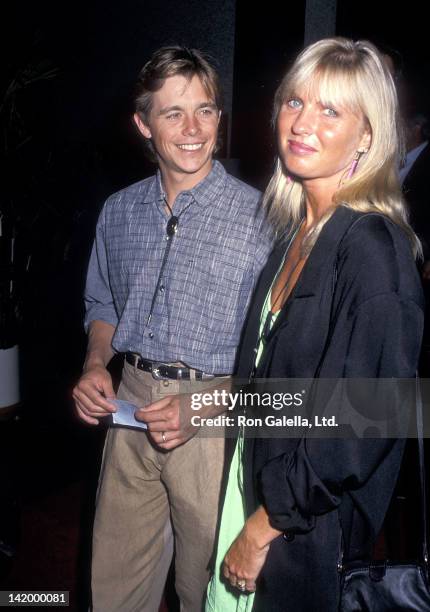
[235,205,424,612]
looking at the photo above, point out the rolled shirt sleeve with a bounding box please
[84,206,118,331]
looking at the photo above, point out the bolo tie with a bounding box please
[145,197,187,328]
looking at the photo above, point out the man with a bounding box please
[401,112,430,274]
[400,112,430,374]
[73,46,272,612]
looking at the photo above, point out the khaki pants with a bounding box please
[91,361,227,612]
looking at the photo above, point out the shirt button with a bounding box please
[148,332,154,339]
[159,285,165,293]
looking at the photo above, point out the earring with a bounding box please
[347,148,368,179]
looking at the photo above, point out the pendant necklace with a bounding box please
[258,223,305,348]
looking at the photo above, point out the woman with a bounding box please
[206,38,424,611]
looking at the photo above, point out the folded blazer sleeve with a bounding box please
[258,216,424,534]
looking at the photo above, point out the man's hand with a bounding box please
[135,393,198,450]
[223,506,282,592]
[73,320,116,425]
[73,364,116,426]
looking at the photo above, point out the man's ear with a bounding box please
[133,113,152,139]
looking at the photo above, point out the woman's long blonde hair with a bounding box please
[264,37,420,256]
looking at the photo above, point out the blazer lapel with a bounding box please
[262,206,359,344]
[235,240,288,378]
[237,205,360,376]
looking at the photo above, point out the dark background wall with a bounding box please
[336,0,430,110]
[232,0,307,187]
[3,0,236,182]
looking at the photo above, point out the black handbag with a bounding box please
[339,378,430,611]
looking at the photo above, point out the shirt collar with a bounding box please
[188,160,227,208]
[140,173,159,204]
[406,140,428,165]
[142,160,227,207]
[399,141,428,185]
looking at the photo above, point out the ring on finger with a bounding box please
[237,579,246,591]
[161,431,166,443]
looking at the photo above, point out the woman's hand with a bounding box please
[222,506,282,592]
[223,528,269,593]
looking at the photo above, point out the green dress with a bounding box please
[205,292,280,612]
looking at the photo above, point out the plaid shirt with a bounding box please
[85,161,273,374]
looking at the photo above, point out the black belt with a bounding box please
[125,353,225,381]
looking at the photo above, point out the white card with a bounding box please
[109,399,147,430]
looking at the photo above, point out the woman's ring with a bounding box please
[237,579,246,591]
[162,432,166,443]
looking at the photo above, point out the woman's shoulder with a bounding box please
[337,209,412,265]
[339,209,406,252]
[335,208,423,304]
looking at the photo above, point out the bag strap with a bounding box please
[416,375,429,574]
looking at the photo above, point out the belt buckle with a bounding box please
[151,362,169,380]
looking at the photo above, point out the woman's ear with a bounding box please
[359,126,372,153]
